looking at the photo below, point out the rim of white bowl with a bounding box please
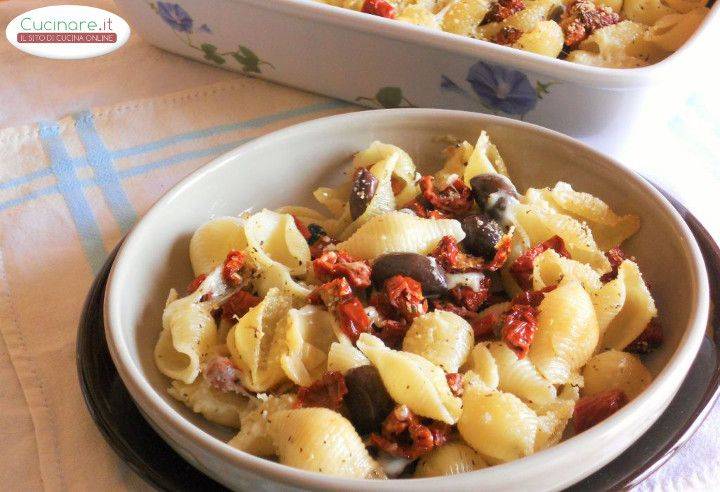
[105,109,709,491]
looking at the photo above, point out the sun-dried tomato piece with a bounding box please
[391,175,406,196]
[495,26,523,45]
[484,0,526,23]
[295,371,348,411]
[313,250,372,289]
[573,389,628,433]
[370,405,450,459]
[431,235,485,273]
[308,277,354,307]
[501,303,538,359]
[446,373,464,397]
[485,233,513,271]
[337,296,372,342]
[407,198,450,220]
[203,355,246,394]
[221,290,262,320]
[222,250,247,286]
[419,175,473,214]
[186,273,207,294]
[385,275,428,322]
[511,285,557,308]
[560,0,620,48]
[600,246,633,282]
[626,318,663,354]
[473,310,503,339]
[361,0,397,18]
[291,214,312,241]
[450,283,490,312]
[509,236,570,290]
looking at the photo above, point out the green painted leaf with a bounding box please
[201,43,225,64]
[238,46,259,64]
[375,87,404,108]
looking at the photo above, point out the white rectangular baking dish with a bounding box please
[114,0,719,149]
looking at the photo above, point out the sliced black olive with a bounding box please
[344,365,395,435]
[461,214,503,260]
[349,168,379,220]
[371,253,447,297]
[469,173,519,222]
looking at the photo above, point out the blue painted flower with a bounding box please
[199,23,212,34]
[157,2,193,32]
[465,61,537,115]
[440,75,466,96]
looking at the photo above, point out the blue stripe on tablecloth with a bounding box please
[0,101,353,212]
[73,111,137,233]
[38,121,106,272]
[111,100,349,159]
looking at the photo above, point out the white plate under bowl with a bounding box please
[104,109,709,491]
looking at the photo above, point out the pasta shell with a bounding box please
[337,212,465,260]
[600,260,657,350]
[582,350,652,400]
[326,341,370,374]
[402,311,474,373]
[155,292,217,384]
[353,141,419,207]
[280,306,336,387]
[227,288,292,392]
[268,408,386,478]
[532,249,603,294]
[414,442,487,478]
[228,394,295,456]
[245,209,311,276]
[357,333,462,424]
[462,343,500,390]
[168,378,252,428]
[529,281,600,384]
[458,386,538,463]
[189,216,248,276]
[487,341,557,406]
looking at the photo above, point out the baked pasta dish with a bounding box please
[317,0,709,67]
[154,133,661,478]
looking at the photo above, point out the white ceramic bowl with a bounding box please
[105,109,709,491]
[114,0,720,150]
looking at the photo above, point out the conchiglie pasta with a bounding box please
[622,0,674,25]
[583,350,652,399]
[228,394,296,456]
[414,442,488,477]
[442,0,492,36]
[463,131,509,183]
[529,280,600,384]
[542,182,640,250]
[532,384,579,451]
[326,341,370,374]
[337,212,465,260]
[458,386,538,463]
[532,249,603,294]
[463,342,500,390]
[402,311,474,372]
[268,408,385,478]
[645,8,708,52]
[600,260,657,350]
[357,333,462,424]
[515,20,565,58]
[248,248,312,304]
[155,291,217,384]
[244,209,311,275]
[227,288,292,392]
[353,141,419,207]
[280,306,337,387]
[487,341,557,406]
[275,205,337,235]
[168,378,252,428]
[189,216,248,276]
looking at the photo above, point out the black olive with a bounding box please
[371,253,447,297]
[461,214,503,260]
[349,168,379,220]
[344,365,394,435]
[469,173,519,222]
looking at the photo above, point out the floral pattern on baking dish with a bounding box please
[441,61,556,117]
[148,1,274,74]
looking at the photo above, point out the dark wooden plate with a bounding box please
[77,185,719,491]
